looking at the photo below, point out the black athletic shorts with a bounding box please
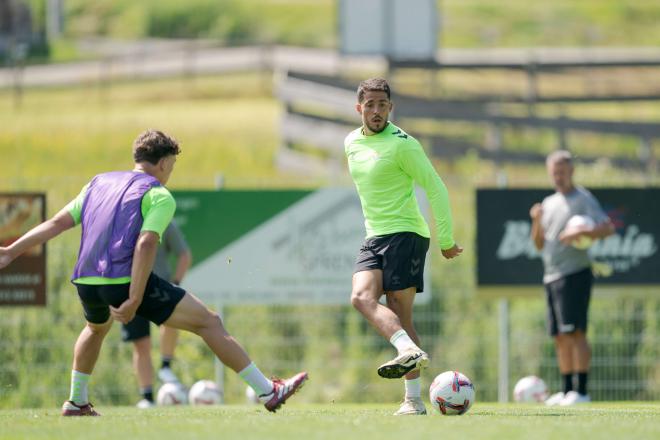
[354,232,430,293]
[74,273,185,326]
[121,315,151,342]
[544,267,593,336]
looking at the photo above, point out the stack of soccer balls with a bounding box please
[156,380,222,406]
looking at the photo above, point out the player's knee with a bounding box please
[350,289,372,310]
[86,321,111,336]
[198,310,222,331]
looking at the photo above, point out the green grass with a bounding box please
[0,403,658,440]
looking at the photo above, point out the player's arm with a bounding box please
[529,203,544,250]
[398,141,462,259]
[0,206,75,269]
[163,221,192,285]
[559,195,615,244]
[0,181,87,270]
[110,187,176,324]
[559,220,614,245]
[110,230,160,324]
[587,219,615,239]
[172,248,192,285]
[583,195,615,240]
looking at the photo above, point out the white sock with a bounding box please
[405,378,422,399]
[238,362,273,397]
[69,370,90,405]
[389,329,420,354]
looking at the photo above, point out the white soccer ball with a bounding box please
[513,375,548,403]
[188,380,222,405]
[429,371,475,415]
[156,382,188,405]
[565,215,595,249]
[245,385,260,404]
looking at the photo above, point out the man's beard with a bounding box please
[366,119,387,134]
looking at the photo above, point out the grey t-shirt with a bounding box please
[153,221,189,282]
[541,186,608,284]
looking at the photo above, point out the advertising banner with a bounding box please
[173,188,432,305]
[477,188,660,287]
[0,193,47,306]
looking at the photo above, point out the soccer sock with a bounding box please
[238,362,274,397]
[404,378,422,399]
[577,372,588,395]
[562,373,574,394]
[161,356,173,369]
[69,370,90,405]
[141,386,154,403]
[389,329,420,354]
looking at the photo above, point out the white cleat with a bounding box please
[136,399,155,409]
[394,398,427,416]
[545,392,565,406]
[158,367,181,384]
[378,349,429,379]
[559,391,591,406]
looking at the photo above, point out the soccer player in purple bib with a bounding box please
[345,79,462,415]
[0,130,307,415]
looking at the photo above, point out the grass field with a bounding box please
[1,403,658,440]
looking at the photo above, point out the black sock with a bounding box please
[577,372,588,395]
[161,357,173,369]
[562,373,574,394]
[141,386,154,403]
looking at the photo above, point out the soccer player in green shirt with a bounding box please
[346,78,463,415]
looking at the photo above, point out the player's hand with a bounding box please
[529,203,543,220]
[441,244,463,259]
[0,247,14,270]
[110,298,139,324]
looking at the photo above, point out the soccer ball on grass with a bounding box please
[429,371,475,415]
[188,380,222,405]
[513,375,548,403]
[157,382,188,405]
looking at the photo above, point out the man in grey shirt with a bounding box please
[121,220,192,408]
[530,150,614,406]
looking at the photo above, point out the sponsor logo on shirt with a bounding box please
[392,129,408,139]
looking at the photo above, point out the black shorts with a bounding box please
[354,232,430,293]
[74,273,185,326]
[544,267,593,336]
[121,315,151,342]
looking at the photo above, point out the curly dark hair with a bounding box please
[357,78,391,103]
[132,129,180,164]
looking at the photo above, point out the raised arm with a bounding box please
[0,207,75,269]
